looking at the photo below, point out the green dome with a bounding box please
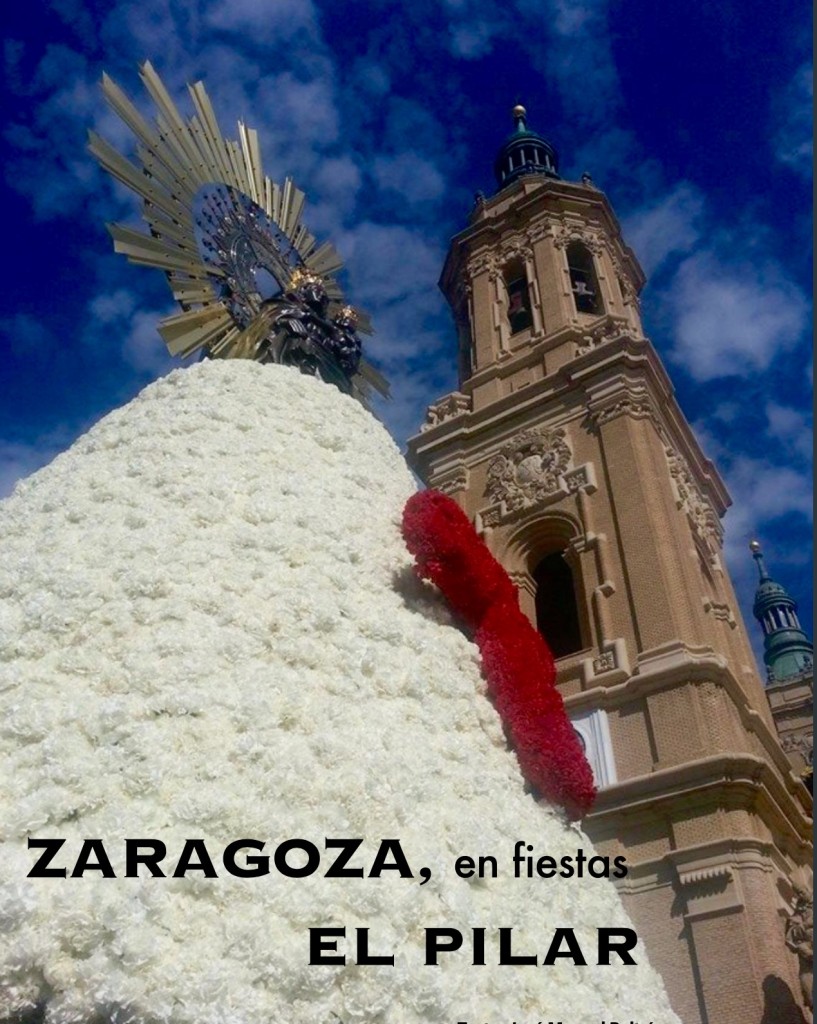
[493,105,559,189]
[749,541,813,684]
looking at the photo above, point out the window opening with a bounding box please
[504,259,533,334]
[534,551,583,658]
[566,242,603,315]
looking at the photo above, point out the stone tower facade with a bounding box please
[406,109,814,1024]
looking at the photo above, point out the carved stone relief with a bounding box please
[593,649,617,674]
[466,251,498,281]
[784,885,813,1014]
[485,426,572,511]
[702,597,737,628]
[480,506,504,529]
[609,251,640,307]
[564,465,593,493]
[580,637,630,687]
[781,732,814,762]
[435,467,469,496]
[526,219,552,244]
[501,247,533,266]
[551,224,605,255]
[666,448,723,552]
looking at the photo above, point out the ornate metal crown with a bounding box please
[288,268,325,291]
[88,62,388,404]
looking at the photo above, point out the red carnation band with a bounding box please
[402,490,596,820]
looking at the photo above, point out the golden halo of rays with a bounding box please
[88,61,387,402]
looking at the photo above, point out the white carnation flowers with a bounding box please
[0,362,681,1024]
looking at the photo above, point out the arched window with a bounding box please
[504,258,532,334]
[566,242,603,316]
[533,551,583,658]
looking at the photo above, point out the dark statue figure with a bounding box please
[257,269,362,393]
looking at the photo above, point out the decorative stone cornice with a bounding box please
[433,467,469,497]
[584,752,812,849]
[668,847,743,918]
[526,219,553,244]
[575,316,642,357]
[612,838,800,897]
[421,392,471,432]
[587,386,660,429]
[563,639,810,810]
[677,863,733,887]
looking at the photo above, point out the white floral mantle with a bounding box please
[0,361,681,1024]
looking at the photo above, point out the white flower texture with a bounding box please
[0,361,681,1023]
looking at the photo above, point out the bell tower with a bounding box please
[407,107,813,1024]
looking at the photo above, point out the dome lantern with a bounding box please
[493,104,560,190]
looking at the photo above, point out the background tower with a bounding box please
[407,107,813,1024]
[750,540,814,781]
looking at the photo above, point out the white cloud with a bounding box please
[254,71,340,150]
[450,21,499,59]
[88,289,176,375]
[309,156,362,217]
[4,1,343,222]
[765,402,813,461]
[90,289,138,324]
[667,252,809,381]
[203,0,318,40]
[773,63,813,177]
[377,362,457,450]
[549,0,605,36]
[338,222,446,309]
[3,40,152,223]
[121,310,178,376]
[622,183,704,276]
[516,0,622,129]
[725,456,813,534]
[373,153,446,205]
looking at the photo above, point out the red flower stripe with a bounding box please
[401,490,596,820]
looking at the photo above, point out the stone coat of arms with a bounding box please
[485,427,572,510]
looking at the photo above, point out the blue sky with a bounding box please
[1,0,812,666]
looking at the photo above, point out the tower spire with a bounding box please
[750,538,772,581]
[493,103,559,190]
[749,540,813,684]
